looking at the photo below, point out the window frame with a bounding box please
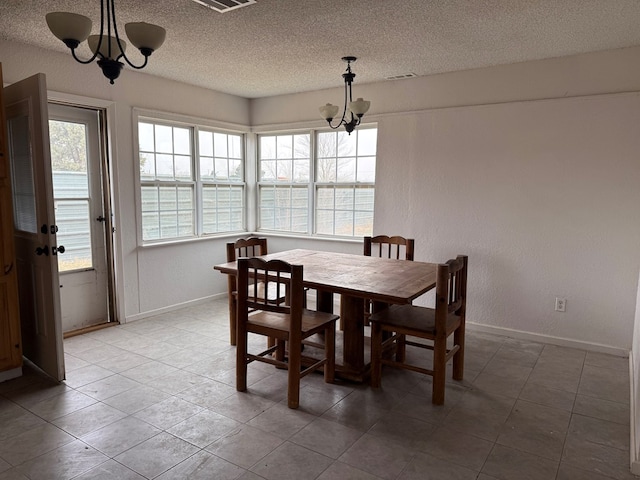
[133,109,248,246]
[256,125,377,238]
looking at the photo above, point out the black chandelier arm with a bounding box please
[104,0,147,69]
[70,47,99,65]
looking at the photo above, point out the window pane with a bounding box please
[261,160,276,181]
[139,122,155,151]
[261,136,276,159]
[159,187,177,211]
[55,199,92,272]
[276,159,292,181]
[199,131,213,156]
[337,158,356,182]
[357,156,376,182]
[317,158,336,182]
[200,156,214,180]
[293,160,309,182]
[215,158,229,180]
[229,159,242,181]
[155,125,173,153]
[175,155,192,179]
[317,132,336,158]
[277,135,293,159]
[142,211,160,240]
[358,128,378,156]
[174,127,190,155]
[214,132,228,157]
[316,209,333,235]
[335,188,354,210]
[337,131,356,156]
[354,211,374,236]
[229,135,242,158]
[317,187,334,209]
[355,187,375,211]
[335,210,353,236]
[140,153,155,179]
[141,186,158,212]
[294,134,310,159]
[156,154,174,178]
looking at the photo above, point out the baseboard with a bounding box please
[0,366,22,383]
[123,293,225,323]
[467,322,629,357]
[630,353,640,475]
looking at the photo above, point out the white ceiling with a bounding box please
[1,0,640,98]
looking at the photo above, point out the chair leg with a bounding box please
[287,340,301,409]
[236,325,247,392]
[229,295,237,346]
[324,323,335,384]
[453,325,465,381]
[396,333,406,363]
[432,336,446,405]
[370,322,383,388]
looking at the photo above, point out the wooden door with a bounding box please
[4,72,65,381]
[0,63,22,374]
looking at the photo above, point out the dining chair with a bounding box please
[236,257,338,409]
[369,255,468,405]
[226,237,282,345]
[364,235,415,261]
[362,235,415,325]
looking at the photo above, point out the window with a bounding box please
[137,118,244,242]
[258,127,377,237]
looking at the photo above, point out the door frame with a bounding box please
[48,91,123,325]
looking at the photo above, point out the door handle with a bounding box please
[35,245,49,256]
[52,245,66,255]
[96,216,106,222]
[3,262,12,275]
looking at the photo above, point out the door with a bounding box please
[4,73,64,381]
[48,104,110,332]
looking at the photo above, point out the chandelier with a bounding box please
[319,56,371,134]
[46,0,166,85]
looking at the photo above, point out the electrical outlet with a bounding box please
[555,297,566,312]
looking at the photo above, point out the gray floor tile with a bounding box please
[15,440,107,480]
[250,441,334,480]
[114,432,199,479]
[397,451,478,479]
[482,444,559,480]
[72,459,146,479]
[80,416,162,457]
[155,450,245,479]
[206,424,284,468]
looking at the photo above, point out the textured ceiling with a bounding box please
[1,0,640,98]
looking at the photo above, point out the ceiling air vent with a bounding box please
[191,0,257,13]
[385,73,418,80]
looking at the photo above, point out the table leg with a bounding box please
[340,294,365,371]
[315,290,334,313]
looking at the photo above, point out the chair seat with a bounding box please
[249,309,339,337]
[369,304,461,337]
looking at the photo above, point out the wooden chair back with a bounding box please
[364,235,415,261]
[225,236,269,346]
[226,236,268,262]
[237,257,301,327]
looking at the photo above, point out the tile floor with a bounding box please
[0,297,636,480]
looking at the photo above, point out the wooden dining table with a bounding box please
[214,248,438,382]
